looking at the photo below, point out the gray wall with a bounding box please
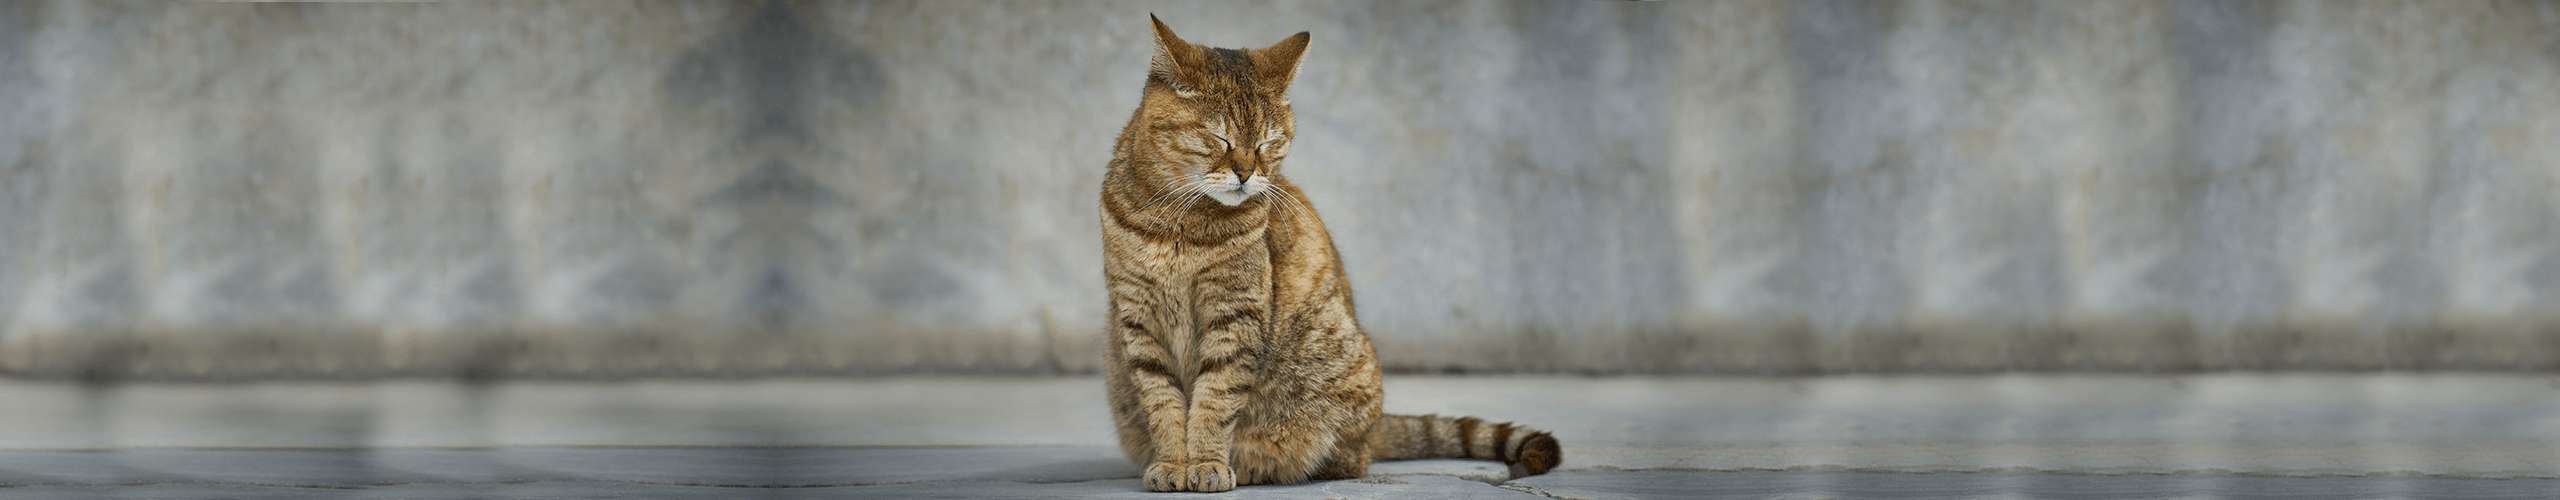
[1,1,2555,378]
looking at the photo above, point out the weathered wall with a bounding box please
[0,1,2554,378]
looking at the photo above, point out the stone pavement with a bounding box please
[1,375,2555,498]
[0,447,2555,499]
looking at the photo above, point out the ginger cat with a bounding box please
[1099,15,1561,492]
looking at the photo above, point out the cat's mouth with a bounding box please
[1200,174,1271,207]
[1205,184,1254,206]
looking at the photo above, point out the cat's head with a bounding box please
[1134,15,1308,207]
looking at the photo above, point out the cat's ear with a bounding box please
[1148,14,1203,95]
[1257,32,1311,93]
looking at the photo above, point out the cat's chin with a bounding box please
[1206,189,1253,206]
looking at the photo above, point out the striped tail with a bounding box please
[1368,413,1562,477]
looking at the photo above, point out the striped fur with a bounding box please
[1099,16,1560,492]
[1370,414,1564,477]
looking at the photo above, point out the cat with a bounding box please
[1098,15,1561,492]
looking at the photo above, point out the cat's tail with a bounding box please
[1368,413,1562,477]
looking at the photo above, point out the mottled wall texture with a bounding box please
[0,1,2554,378]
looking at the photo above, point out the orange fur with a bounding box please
[1100,15,1558,492]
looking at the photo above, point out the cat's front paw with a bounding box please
[1142,461,1187,492]
[1186,461,1236,492]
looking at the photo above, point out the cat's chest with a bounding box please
[1131,237,1272,383]
[1122,236,1259,282]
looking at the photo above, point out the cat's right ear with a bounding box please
[1149,14,1202,96]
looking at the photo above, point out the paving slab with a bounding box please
[1516,470,2560,500]
[791,474,1549,500]
[488,446,1133,486]
[7,450,2560,499]
[2,375,2556,498]
[2,446,2559,498]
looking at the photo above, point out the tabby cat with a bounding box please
[1099,15,1561,492]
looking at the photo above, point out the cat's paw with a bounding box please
[1186,461,1236,492]
[1142,461,1187,492]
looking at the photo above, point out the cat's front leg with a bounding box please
[1181,272,1265,492]
[1111,301,1193,492]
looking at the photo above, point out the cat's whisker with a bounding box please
[1263,190,1292,214]
[1146,179,1210,210]
[1144,177,1197,207]
[1167,181,1206,215]
[1272,187,1311,215]
[1171,191,1204,228]
[1146,185,1189,208]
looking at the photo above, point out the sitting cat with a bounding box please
[1098,15,1561,493]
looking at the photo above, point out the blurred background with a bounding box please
[1,0,2556,380]
[5,2,2560,497]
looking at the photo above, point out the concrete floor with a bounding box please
[0,448,2555,499]
[1,375,2555,498]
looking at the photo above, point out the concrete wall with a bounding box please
[0,0,2554,378]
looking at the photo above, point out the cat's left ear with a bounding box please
[1150,14,1207,95]
[1257,32,1311,93]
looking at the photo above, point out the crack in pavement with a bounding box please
[1365,471,1512,486]
[1499,482,1582,500]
